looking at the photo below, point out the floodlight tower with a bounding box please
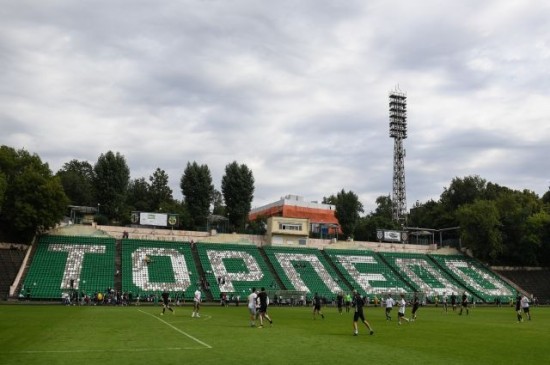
[389,88,408,225]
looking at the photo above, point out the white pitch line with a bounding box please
[138,309,212,349]
[9,347,199,354]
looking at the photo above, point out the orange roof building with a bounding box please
[249,195,340,236]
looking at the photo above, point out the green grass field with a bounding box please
[0,303,547,365]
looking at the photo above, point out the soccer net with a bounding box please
[265,290,308,306]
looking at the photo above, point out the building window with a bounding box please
[279,223,303,231]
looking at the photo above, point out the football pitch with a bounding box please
[0,304,547,365]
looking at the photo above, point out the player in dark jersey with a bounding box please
[459,292,469,315]
[160,290,174,315]
[352,290,374,336]
[336,292,344,314]
[411,293,420,320]
[312,293,325,319]
[515,293,523,322]
[257,287,273,327]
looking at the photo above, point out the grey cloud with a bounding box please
[1,0,549,214]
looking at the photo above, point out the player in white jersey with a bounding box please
[397,293,410,325]
[385,294,395,321]
[521,295,531,320]
[247,287,258,327]
[192,288,201,317]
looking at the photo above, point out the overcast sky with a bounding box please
[1,0,549,213]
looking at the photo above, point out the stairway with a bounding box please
[190,242,213,301]
[114,239,122,293]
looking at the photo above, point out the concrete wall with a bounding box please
[47,224,460,254]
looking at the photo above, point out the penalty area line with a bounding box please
[138,309,212,349]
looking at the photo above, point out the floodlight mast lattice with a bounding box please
[389,88,408,225]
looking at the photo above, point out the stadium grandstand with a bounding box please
[1,223,548,305]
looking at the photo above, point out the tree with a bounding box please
[10,170,69,236]
[456,200,502,262]
[440,175,487,211]
[159,199,190,230]
[355,195,400,241]
[408,199,444,228]
[542,187,550,206]
[438,175,487,228]
[56,159,95,206]
[353,217,370,241]
[92,151,130,222]
[126,177,151,212]
[534,211,550,267]
[372,195,393,218]
[211,189,225,216]
[221,161,254,233]
[494,189,542,265]
[149,168,173,211]
[246,215,267,235]
[0,172,6,212]
[484,182,512,201]
[180,162,214,230]
[330,189,363,240]
[521,211,550,266]
[0,146,69,242]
